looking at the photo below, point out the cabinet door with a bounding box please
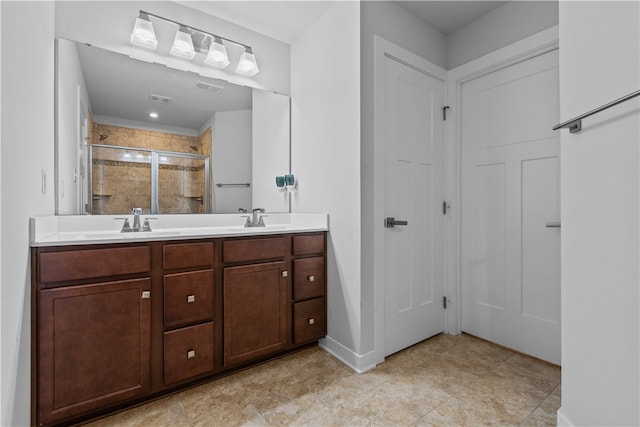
[223,261,287,366]
[38,278,151,425]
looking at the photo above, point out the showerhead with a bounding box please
[99,133,109,141]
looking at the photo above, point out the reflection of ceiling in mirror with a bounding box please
[76,43,252,131]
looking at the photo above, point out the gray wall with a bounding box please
[446,1,559,69]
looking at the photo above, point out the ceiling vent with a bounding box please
[149,94,172,105]
[195,81,225,94]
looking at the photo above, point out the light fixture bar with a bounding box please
[139,10,251,51]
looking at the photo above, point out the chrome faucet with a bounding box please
[243,208,267,227]
[115,208,156,232]
[131,208,143,231]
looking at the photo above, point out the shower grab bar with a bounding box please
[553,90,640,134]
[216,183,250,188]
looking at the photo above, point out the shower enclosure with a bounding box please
[90,144,210,215]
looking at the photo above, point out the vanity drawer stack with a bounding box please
[161,241,216,385]
[292,234,327,344]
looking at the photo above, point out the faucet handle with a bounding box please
[115,217,133,232]
[240,215,252,227]
[142,217,158,232]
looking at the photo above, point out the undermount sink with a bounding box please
[82,231,181,239]
[225,225,289,232]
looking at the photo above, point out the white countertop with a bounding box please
[30,213,328,247]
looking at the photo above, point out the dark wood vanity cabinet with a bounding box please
[34,246,152,426]
[32,232,326,426]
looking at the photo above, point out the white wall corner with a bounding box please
[319,336,377,374]
[556,408,574,427]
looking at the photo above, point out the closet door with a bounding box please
[460,49,560,364]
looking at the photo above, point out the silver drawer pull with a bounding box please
[308,318,315,325]
[187,350,196,359]
[187,295,195,303]
[282,271,288,278]
[141,291,151,299]
[308,275,315,282]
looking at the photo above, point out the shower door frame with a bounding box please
[89,144,211,215]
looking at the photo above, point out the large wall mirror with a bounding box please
[56,38,290,215]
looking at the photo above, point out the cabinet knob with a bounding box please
[282,271,288,278]
[308,318,315,325]
[308,275,315,282]
[187,350,196,359]
[187,295,195,303]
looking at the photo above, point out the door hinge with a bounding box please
[443,106,450,121]
[443,296,448,309]
[442,200,450,215]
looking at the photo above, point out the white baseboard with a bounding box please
[319,336,377,374]
[557,408,573,426]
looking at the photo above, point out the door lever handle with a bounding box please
[385,217,409,228]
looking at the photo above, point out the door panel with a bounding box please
[461,49,560,363]
[383,55,445,357]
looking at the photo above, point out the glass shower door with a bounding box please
[156,153,210,214]
[90,146,152,214]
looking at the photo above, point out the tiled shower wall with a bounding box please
[91,122,211,214]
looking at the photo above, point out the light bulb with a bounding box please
[130,13,157,50]
[204,37,230,68]
[170,26,196,59]
[236,47,259,77]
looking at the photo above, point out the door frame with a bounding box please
[373,36,448,366]
[445,26,559,335]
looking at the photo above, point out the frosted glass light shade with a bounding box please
[130,16,157,50]
[170,27,196,59]
[236,48,259,77]
[204,37,230,68]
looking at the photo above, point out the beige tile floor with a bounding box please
[86,333,561,427]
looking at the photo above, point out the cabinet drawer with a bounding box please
[293,298,326,344]
[292,234,324,256]
[293,257,325,301]
[39,246,150,283]
[223,237,287,263]
[163,242,214,270]
[163,322,214,385]
[164,270,214,329]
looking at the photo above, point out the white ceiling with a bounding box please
[397,1,508,34]
[177,1,509,43]
[176,1,335,44]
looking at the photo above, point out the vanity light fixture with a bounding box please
[204,36,230,69]
[130,10,259,77]
[170,26,196,59]
[130,12,158,50]
[236,47,259,77]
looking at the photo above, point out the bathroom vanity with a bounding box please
[30,215,327,426]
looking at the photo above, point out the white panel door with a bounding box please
[384,55,445,357]
[461,50,560,363]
